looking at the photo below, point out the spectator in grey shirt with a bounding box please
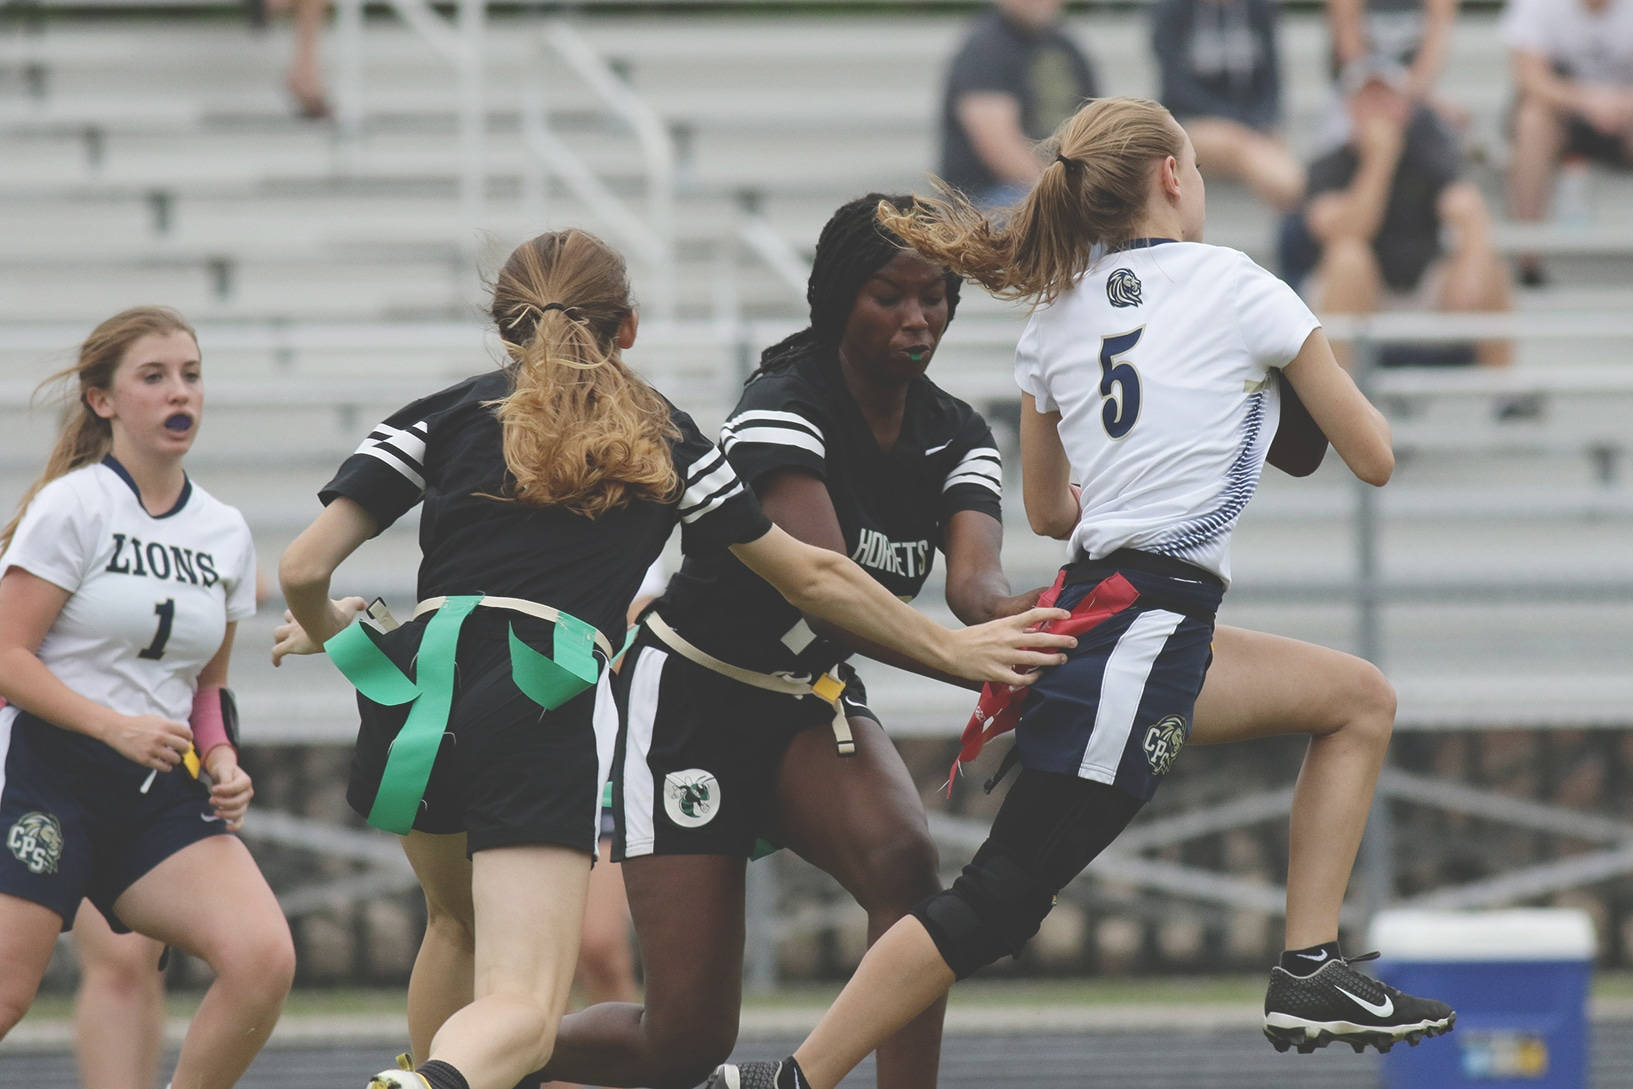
[1152,0,1305,209]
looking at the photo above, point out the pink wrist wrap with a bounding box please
[190,686,235,757]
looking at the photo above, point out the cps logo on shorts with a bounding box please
[1106,268,1143,308]
[1141,715,1188,777]
[663,769,720,829]
[7,811,65,875]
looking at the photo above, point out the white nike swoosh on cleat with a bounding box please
[1296,950,1329,963]
[1334,985,1394,1017]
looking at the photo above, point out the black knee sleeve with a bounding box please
[911,771,1147,980]
[910,841,1056,979]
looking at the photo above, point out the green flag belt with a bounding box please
[325,594,619,834]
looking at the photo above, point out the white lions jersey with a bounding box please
[0,459,257,729]
[1014,240,1319,584]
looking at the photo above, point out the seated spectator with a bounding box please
[1298,64,1512,369]
[1501,0,1633,284]
[940,0,1099,206]
[1329,0,1465,124]
[1151,0,1305,210]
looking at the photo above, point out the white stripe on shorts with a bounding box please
[1077,609,1185,783]
[0,705,16,804]
[590,670,619,850]
[620,646,667,857]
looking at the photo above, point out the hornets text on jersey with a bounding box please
[654,351,1003,680]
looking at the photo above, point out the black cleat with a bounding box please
[701,1062,786,1089]
[1263,950,1455,1054]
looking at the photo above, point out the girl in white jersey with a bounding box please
[0,308,295,1088]
[705,97,1455,1089]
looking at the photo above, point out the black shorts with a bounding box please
[0,709,228,931]
[608,626,875,861]
[1564,116,1632,167]
[345,611,616,856]
[1013,552,1224,803]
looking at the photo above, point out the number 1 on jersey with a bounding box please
[1098,328,1143,439]
[138,598,176,661]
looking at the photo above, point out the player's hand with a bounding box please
[946,607,1075,687]
[1355,110,1406,159]
[204,749,253,830]
[272,595,368,665]
[104,714,193,771]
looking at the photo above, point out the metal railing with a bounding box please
[332,0,487,233]
[522,17,677,319]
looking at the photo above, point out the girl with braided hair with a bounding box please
[706,97,1456,1089]
[270,228,1069,1089]
[512,195,1040,1089]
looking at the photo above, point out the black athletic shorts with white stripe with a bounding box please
[1013,552,1225,802]
[608,625,874,860]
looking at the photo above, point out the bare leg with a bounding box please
[0,892,63,1039]
[73,901,166,1089]
[1506,95,1566,226]
[426,845,590,1089]
[401,831,476,1063]
[1313,237,1384,371]
[775,718,944,1089]
[1434,183,1514,367]
[541,839,638,1089]
[112,836,295,1089]
[1187,117,1306,211]
[571,839,638,1006]
[542,854,747,1089]
[286,0,330,118]
[1189,626,1395,949]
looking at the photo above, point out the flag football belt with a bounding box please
[325,593,613,834]
[642,612,856,757]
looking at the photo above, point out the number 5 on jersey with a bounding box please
[1098,328,1143,439]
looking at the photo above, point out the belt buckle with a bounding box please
[811,673,846,703]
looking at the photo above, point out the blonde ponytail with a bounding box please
[879,97,1184,306]
[487,231,679,518]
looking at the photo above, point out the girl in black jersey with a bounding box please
[709,97,1455,1089]
[269,229,1071,1089]
[521,195,1040,1089]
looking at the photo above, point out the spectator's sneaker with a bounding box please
[1264,950,1456,1054]
[367,1071,430,1089]
[701,1061,792,1089]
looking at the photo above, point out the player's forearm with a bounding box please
[278,551,344,647]
[0,648,118,740]
[783,551,958,678]
[1513,52,1585,113]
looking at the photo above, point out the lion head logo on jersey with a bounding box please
[1107,268,1143,308]
[1141,715,1188,777]
[663,769,721,829]
[7,812,64,875]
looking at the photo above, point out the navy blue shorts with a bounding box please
[1014,553,1224,802]
[0,709,228,932]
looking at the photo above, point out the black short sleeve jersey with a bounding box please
[318,370,771,648]
[655,353,1003,679]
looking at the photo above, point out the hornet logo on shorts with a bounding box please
[7,812,65,875]
[1141,715,1188,777]
[1107,268,1143,308]
[663,769,721,829]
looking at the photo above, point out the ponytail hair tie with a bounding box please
[1055,153,1080,171]
[539,302,583,320]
